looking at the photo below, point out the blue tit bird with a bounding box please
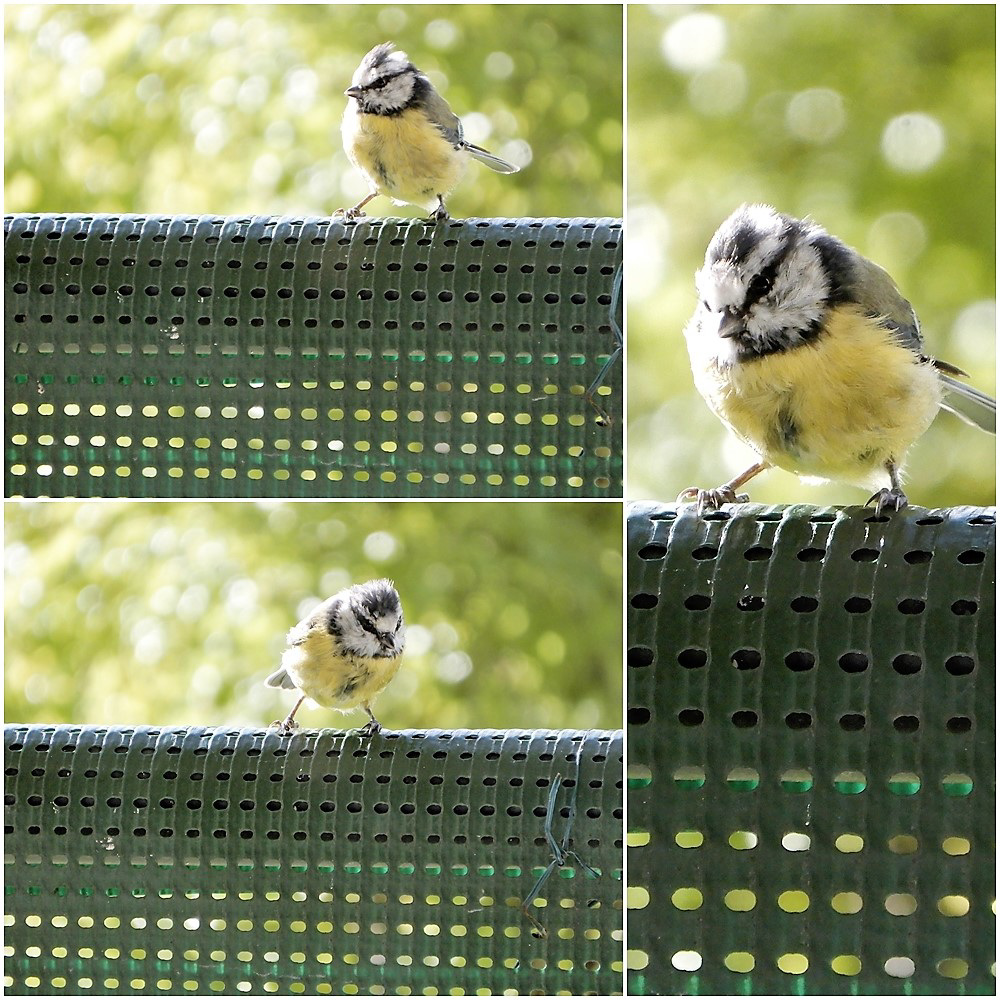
[335,42,520,222]
[266,579,406,737]
[679,204,996,515]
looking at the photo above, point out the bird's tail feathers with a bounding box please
[940,374,996,434]
[464,143,520,174]
[265,666,297,690]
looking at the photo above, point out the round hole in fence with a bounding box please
[731,648,761,671]
[832,955,862,976]
[831,892,863,915]
[726,768,759,791]
[888,772,920,795]
[937,958,969,979]
[781,832,810,852]
[670,888,703,911]
[834,834,863,853]
[941,837,970,856]
[892,653,921,675]
[838,652,869,673]
[670,950,702,972]
[784,650,815,672]
[941,773,973,796]
[724,889,756,912]
[674,830,704,849]
[724,951,755,973]
[884,957,915,979]
[884,893,917,916]
[945,655,975,676]
[777,953,808,975]
[777,890,809,913]
[937,895,970,917]
[627,646,653,668]
[887,835,918,855]
[683,594,711,611]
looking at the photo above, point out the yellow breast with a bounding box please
[281,631,403,712]
[341,105,466,210]
[692,306,943,487]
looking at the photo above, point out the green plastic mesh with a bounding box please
[4,725,623,996]
[626,503,995,996]
[4,214,622,499]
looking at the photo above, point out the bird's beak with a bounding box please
[345,85,362,99]
[716,309,745,340]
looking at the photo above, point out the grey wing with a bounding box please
[463,142,519,174]
[852,255,997,433]
[420,86,464,147]
[265,666,297,690]
[851,254,924,355]
[419,85,519,172]
[939,375,997,433]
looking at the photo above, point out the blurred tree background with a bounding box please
[4,501,622,730]
[628,4,996,508]
[4,3,623,219]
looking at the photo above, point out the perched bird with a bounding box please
[266,579,406,736]
[336,41,519,222]
[679,204,996,515]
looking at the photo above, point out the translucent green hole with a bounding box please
[941,773,973,796]
[833,770,866,794]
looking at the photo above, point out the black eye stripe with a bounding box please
[367,69,407,90]
[746,262,779,306]
[358,615,378,635]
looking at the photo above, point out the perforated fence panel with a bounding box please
[4,725,623,996]
[4,214,622,499]
[626,503,995,996]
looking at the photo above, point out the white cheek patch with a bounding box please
[763,246,828,334]
[380,74,414,106]
[684,311,741,367]
[374,613,398,635]
[697,264,744,313]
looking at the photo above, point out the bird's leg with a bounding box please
[357,703,383,738]
[270,694,306,736]
[678,461,771,515]
[333,192,377,222]
[428,195,450,223]
[867,460,908,516]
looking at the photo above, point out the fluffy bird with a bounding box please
[336,41,519,222]
[266,579,406,737]
[680,204,996,515]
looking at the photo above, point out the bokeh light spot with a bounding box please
[882,112,946,172]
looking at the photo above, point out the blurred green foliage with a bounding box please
[628,4,996,508]
[4,501,622,730]
[4,3,623,219]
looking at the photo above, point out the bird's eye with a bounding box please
[748,274,773,299]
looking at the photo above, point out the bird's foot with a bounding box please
[677,485,750,515]
[866,487,908,516]
[333,206,366,222]
[356,719,383,738]
[269,718,300,736]
[428,198,450,223]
